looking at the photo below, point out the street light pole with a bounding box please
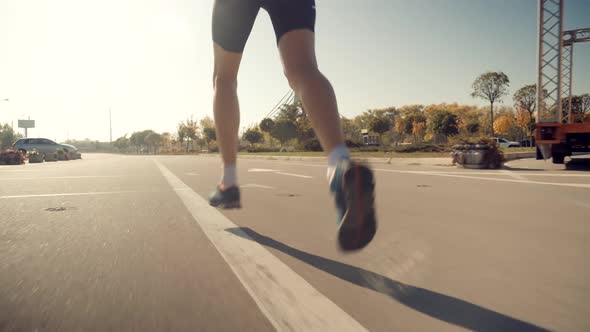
[109,108,112,145]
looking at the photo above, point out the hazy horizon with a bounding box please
[1,0,589,142]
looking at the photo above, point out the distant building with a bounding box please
[361,129,380,146]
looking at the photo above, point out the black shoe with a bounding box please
[209,185,241,209]
[330,160,377,251]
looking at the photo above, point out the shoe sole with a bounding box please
[337,163,377,251]
[210,200,242,209]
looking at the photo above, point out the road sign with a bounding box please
[18,120,35,128]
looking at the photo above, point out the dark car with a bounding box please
[13,138,78,156]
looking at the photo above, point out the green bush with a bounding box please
[245,147,281,153]
[303,139,322,151]
[393,144,449,153]
[356,146,380,152]
[0,150,25,165]
[345,140,362,148]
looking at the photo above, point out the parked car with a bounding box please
[520,137,536,147]
[13,138,78,156]
[60,143,79,154]
[492,137,521,148]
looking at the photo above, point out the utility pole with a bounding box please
[109,108,113,145]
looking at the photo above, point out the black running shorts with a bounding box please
[212,0,316,53]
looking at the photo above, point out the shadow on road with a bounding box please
[226,227,549,332]
[566,158,590,171]
[502,166,546,171]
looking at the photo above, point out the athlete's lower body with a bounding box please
[208,0,377,251]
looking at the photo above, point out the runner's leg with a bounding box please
[264,0,349,177]
[212,0,260,189]
[209,0,260,207]
[265,0,377,251]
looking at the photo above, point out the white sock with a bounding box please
[326,144,350,183]
[221,164,238,187]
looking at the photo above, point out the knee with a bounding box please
[283,64,320,91]
[213,71,238,92]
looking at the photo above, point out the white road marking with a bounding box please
[241,184,275,189]
[154,160,367,332]
[0,175,130,181]
[374,168,590,189]
[247,167,313,179]
[500,170,528,181]
[275,172,313,179]
[0,191,141,199]
[254,160,590,188]
[248,168,279,172]
[186,173,200,176]
[430,171,590,177]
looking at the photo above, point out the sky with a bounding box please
[0,0,589,142]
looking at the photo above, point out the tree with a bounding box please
[177,123,188,150]
[259,118,275,147]
[465,121,480,134]
[369,117,391,145]
[513,84,538,143]
[428,110,459,141]
[113,135,130,151]
[183,117,199,152]
[129,130,155,153]
[243,128,264,146]
[412,121,427,143]
[203,127,216,151]
[259,118,275,133]
[394,118,407,142]
[513,84,537,120]
[275,102,301,123]
[563,94,590,123]
[516,109,532,140]
[580,94,590,123]
[0,124,18,150]
[200,116,215,130]
[271,119,298,147]
[161,132,172,150]
[341,117,362,144]
[493,115,515,136]
[404,113,427,136]
[581,94,590,115]
[145,132,162,153]
[471,71,510,136]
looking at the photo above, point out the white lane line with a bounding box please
[500,170,528,181]
[374,168,590,189]
[253,161,590,188]
[0,169,50,173]
[0,191,141,199]
[154,160,366,332]
[0,175,131,181]
[241,184,275,189]
[430,171,590,178]
[248,168,279,172]
[247,167,313,179]
[275,172,313,179]
[261,161,590,177]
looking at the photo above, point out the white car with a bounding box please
[493,137,521,148]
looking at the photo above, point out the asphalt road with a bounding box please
[1,154,589,331]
